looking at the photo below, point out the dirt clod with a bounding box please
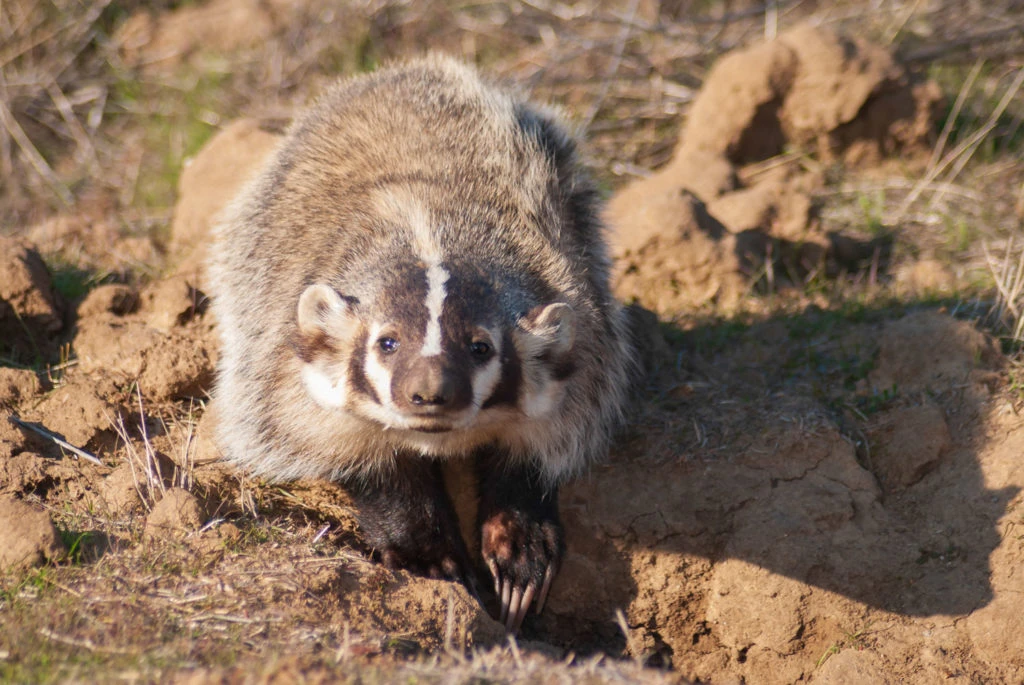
[607,23,942,316]
[869,311,1000,394]
[0,237,64,364]
[868,402,950,490]
[144,487,205,540]
[0,368,40,408]
[170,118,285,272]
[0,496,66,572]
[609,186,749,311]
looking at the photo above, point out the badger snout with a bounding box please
[394,358,472,417]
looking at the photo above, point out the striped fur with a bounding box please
[207,55,634,486]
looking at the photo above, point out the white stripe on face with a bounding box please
[420,262,449,357]
[472,355,503,408]
[470,328,503,407]
[365,324,398,410]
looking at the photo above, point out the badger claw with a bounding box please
[536,563,555,614]
[481,508,563,633]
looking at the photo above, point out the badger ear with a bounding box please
[297,284,356,339]
[517,302,576,358]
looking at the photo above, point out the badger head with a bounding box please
[293,262,576,441]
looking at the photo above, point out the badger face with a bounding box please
[293,262,576,441]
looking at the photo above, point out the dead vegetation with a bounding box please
[2,0,1024,683]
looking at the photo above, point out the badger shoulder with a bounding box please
[207,56,635,485]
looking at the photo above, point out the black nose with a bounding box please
[410,390,448,406]
[397,359,472,414]
[404,361,453,410]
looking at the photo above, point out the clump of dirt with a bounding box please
[608,186,753,310]
[609,23,943,316]
[0,237,65,364]
[144,487,205,540]
[0,496,66,573]
[116,0,281,73]
[170,118,287,274]
[30,376,120,450]
[0,368,40,409]
[868,309,1002,393]
[72,275,216,402]
[867,401,950,490]
[678,23,941,167]
[24,216,163,279]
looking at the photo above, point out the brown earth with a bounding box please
[609,23,943,316]
[2,9,1023,685]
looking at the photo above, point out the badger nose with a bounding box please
[397,360,471,414]
[405,364,453,408]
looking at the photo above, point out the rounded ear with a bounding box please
[297,284,355,338]
[519,302,576,357]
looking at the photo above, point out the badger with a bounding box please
[207,55,632,632]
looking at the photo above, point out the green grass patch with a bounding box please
[107,65,228,213]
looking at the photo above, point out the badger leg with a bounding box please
[476,450,564,633]
[347,458,475,589]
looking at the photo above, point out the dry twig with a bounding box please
[7,414,104,466]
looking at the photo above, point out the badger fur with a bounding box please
[207,55,632,631]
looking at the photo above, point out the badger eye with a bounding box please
[469,340,491,358]
[378,337,399,354]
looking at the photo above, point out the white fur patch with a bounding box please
[374,187,440,263]
[472,355,503,407]
[470,329,503,407]
[301,365,347,408]
[364,331,397,411]
[420,262,449,357]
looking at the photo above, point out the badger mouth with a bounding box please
[411,424,454,434]
[403,416,460,434]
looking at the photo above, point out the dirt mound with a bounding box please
[117,0,283,72]
[170,118,286,273]
[868,309,1002,393]
[144,487,206,540]
[533,309,1023,681]
[72,276,216,403]
[678,23,940,166]
[0,496,66,573]
[0,237,65,364]
[609,23,942,316]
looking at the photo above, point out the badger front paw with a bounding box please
[348,459,476,591]
[480,505,563,632]
[370,513,475,586]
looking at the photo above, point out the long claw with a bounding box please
[536,564,555,614]
[487,558,501,596]
[500,579,512,624]
[513,583,536,633]
[505,586,524,632]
